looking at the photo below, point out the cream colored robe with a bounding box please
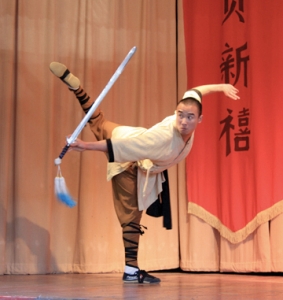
[107,115,194,210]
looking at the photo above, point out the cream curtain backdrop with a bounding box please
[1,0,182,275]
[1,0,283,275]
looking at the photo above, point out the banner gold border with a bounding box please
[188,200,283,244]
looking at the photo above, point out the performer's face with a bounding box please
[175,102,203,140]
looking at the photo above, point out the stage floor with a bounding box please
[0,271,282,299]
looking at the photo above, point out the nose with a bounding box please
[181,118,188,125]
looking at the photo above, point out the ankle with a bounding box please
[72,87,83,94]
[124,265,139,274]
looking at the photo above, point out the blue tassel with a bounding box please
[54,167,77,208]
[56,191,77,208]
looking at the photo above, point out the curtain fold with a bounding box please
[180,0,283,272]
[1,0,179,274]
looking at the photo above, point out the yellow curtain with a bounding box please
[1,0,180,274]
[1,0,283,275]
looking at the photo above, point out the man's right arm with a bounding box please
[68,139,108,153]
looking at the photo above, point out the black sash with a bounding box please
[145,170,172,230]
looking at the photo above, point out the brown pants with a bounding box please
[73,87,143,268]
[88,112,143,227]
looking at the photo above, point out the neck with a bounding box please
[182,133,192,143]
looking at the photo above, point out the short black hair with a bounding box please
[177,98,202,116]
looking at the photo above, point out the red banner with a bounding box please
[183,0,283,243]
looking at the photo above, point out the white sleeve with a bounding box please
[110,128,173,163]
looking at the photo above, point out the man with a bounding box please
[50,62,239,284]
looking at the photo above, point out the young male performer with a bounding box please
[50,62,239,283]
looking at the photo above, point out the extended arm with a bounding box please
[192,84,240,100]
[68,139,108,153]
[67,123,174,164]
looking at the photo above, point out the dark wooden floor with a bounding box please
[0,271,282,299]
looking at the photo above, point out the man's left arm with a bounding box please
[192,84,240,100]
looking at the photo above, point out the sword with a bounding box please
[54,46,137,165]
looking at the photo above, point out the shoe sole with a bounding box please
[123,279,160,284]
[49,62,80,89]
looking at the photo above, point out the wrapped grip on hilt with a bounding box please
[54,144,70,165]
[59,144,70,159]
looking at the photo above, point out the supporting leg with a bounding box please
[112,166,161,284]
[123,222,145,268]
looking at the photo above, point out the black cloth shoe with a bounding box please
[123,269,161,284]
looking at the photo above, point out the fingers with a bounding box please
[227,85,240,100]
[230,92,240,100]
[230,94,240,100]
[63,135,80,153]
[67,138,86,152]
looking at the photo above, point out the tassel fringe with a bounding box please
[54,166,77,208]
[188,200,283,244]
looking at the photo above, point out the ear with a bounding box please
[198,115,203,123]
